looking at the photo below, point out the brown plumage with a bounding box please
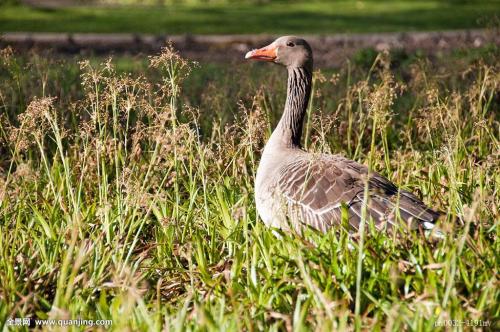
[277,154,440,232]
[246,36,440,234]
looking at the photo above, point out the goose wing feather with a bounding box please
[276,154,440,232]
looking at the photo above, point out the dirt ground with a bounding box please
[1,30,498,67]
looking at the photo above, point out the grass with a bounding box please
[0,44,499,330]
[0,1,499,34]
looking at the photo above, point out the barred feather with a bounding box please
[275,154,441,232]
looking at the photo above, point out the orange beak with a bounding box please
[245,44,277,62]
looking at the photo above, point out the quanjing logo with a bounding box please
[6,317,113,327]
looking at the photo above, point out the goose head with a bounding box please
[245,36,313,70]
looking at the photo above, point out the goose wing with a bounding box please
[277,154,440,232]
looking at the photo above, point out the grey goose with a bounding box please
[245,36,441,234]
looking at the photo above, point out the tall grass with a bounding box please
[0,45,498,330]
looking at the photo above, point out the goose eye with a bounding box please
[286,42,295,47]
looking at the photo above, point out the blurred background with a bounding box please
[4,0,499,34]
[0,0,499,67]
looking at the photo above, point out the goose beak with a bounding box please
[245,44,277,62]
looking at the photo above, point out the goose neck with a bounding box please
[268,66,312,150]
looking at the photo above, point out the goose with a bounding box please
[245,36,441,234]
